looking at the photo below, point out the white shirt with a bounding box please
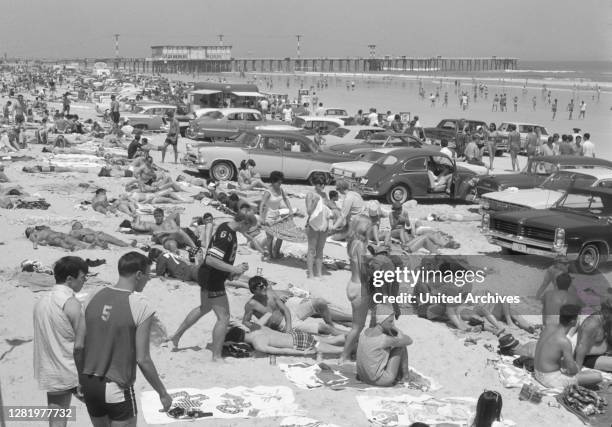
[440,146,454,158]
[580,103,586,111]
[282,108,293,122]
[582,140,595,157]
[368,112,378,126]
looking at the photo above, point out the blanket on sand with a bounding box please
[279,362,440,392]
[141,386,302,424]
[356,394,476,427]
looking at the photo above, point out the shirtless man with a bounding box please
[542,273,580,326]
[22,165,88,174]
[132,208,197,248]
[574,297,612,372]
[243,276,293,332]
[224,324,345,359]
[91,189,138,215]
[25,226,92,251]
[128,188,190,204]
[534,304,602,389]
[69,221,133,249]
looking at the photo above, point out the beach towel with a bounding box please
[279,362,440,392]
[140,386,303,424]
[556,386,612,426]
[356,394,476,427]
[262,217,307,243]
[10,272,110,293]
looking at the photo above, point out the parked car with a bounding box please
[327,132,423,156]
[423,118,488,146]
[330,147,481,203]
[497,122,549,151]
[482,186,612,273]
[474,155,612,197]
[322,107,349,117]
[323,125,388,147]
[481,167,612,212]
[121,104,186,133]
[185,130,347,182]
[186,108,283,141]
[292,116,344,135]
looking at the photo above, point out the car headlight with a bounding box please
[481,213,490,231]
[482,199,490,210]
[498,183,508,191]
[553,228,565,250]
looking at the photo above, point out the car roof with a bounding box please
[554,167,612,180]
[501,122,547,127]
[566,186,612,197]
[535,155,612,167]
[138,104,176,109]
[343,125,384,130]
[243,130,312,140]
[219,108,261,114]
[297,116,344,122]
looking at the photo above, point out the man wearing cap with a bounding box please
[534,304,602,389]
[330,180,366,241]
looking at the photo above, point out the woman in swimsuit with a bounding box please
[340,215,372,364]
[260,171,293,259]
[237,159,266,190]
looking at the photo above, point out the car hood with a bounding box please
[483,188,564,209]
[493,208,600,229]
[330,161,373,177]
[486,173,537,187]
[456,163,487,176]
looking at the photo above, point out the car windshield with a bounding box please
[328,127,350,138]
[132,106,145,113]
[235,133,259,148]
[541,172,597,190]
[528,160,557,175]
[358,151,387,162]
[555,192,612,216]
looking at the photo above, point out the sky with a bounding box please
[0,0,610,61]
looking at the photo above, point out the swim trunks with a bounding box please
[80,375,137,421]
[164,137,177,146]
[291,330,316,351]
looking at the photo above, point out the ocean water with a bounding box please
[505,60,612,84]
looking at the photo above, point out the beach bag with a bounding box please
[308,196,330,232]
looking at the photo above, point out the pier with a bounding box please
[46,56,519,75]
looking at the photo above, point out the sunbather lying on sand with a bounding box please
[22,165,89,173]
[176,174,210,188]
[69,221,134,249]
[128,189,190,204]
[225,324,345,359]
[25,226,93,251]
[91,189,139,215]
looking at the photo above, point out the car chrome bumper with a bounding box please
[485,230,576,259]
[186,129,205,139]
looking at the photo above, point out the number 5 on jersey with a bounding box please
[101,305,113,321]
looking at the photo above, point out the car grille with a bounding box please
[490,219,518,235]
[490,219,554,242]
[521,226,554,241]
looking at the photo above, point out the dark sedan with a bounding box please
[326,132,423,156]
[474,155,612,196]
[483,186,612,273]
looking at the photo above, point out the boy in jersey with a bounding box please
[75,252,172,425]
[170,212,258,360]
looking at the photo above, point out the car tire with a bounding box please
[576,243,602,274]
[386,185,411,204]
[210,161,235,182]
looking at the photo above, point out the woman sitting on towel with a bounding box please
[260,171,294,259]
[237,159,266,190]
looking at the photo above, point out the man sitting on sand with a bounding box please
[132,208,197,249]
[26,226,93,251]
[356,314,413,387]
[69,221,134,249]
[574,297,612,372]
[534,304,602,389]
[224,324,345,359]
[243,276,293,332]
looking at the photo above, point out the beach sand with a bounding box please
[1,73,610,426]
